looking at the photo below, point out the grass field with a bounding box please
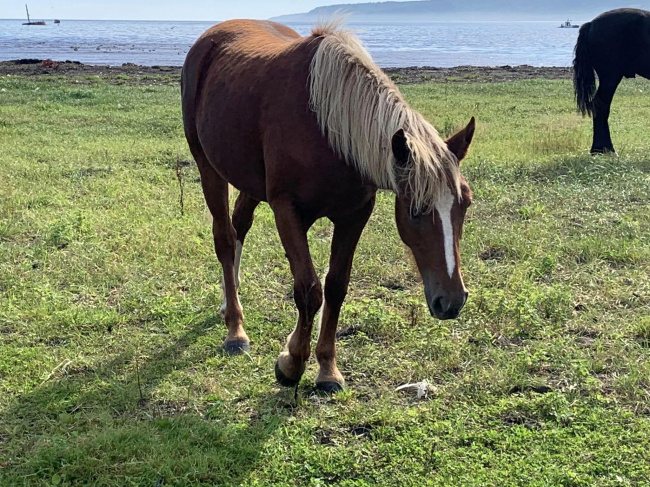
[1,73,649,486]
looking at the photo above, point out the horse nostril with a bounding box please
[430,293,466,320]
[433,296,450,315]
[432,296,444,315]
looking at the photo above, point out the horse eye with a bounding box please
[409,210,422,220]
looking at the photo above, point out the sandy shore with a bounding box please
[0,59,572,84]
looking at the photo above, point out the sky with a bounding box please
[1,0,372,21]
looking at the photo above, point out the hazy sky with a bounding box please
[2,0,371,21]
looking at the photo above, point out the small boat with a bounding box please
[54,19,61,24]
[23,5,45,25]
[559,20,579,28]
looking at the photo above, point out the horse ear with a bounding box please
[445,117,475,164]
[392,129,410,167]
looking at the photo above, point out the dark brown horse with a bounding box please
[574,8,650,154]
[181,20,475,392]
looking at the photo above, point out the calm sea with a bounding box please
[0,19,581,68]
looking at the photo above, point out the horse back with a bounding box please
[181,20,304,138]
[181,21,325,202]
[588,9,650,78]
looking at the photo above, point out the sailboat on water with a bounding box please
[23,4,46,25]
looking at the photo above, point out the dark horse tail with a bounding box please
[573,21,596,117]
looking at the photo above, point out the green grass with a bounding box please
[0,73,649,486]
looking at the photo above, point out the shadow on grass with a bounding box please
[0,317,293,485]
[466,152,650,187]
[527,153,650,183]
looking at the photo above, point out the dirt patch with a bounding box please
[0,59,181,85]
[349,423,375,437]
[479,246,509,262]
[384,64,572,84]
[0,59,572,84]
[501,411,541,429]
[509,384,554,395]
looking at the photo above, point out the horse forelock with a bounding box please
[308,27,461,212]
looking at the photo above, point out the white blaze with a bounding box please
[435,190,456,278]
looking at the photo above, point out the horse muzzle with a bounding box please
[427,291,468,320]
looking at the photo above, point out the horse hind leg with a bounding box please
[219,192,260,315]
[590,75,621,154]
[196,160,250,355]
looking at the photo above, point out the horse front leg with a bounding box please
[315,197,375,393]
[271,199,322,387]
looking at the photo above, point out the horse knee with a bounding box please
[324,274,347,308]
[213,233,238,269]
[213,222,236,247]
[294,276,323,318]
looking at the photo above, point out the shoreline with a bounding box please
[0,59,572,84]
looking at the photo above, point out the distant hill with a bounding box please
[271,0,650,22]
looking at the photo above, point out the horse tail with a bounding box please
[573,21,596,117]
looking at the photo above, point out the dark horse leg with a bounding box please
[315,197,375,393]
[197,163,250,354]
[591,74,622,154]
[272,199,322,387]
[219,192,260,316]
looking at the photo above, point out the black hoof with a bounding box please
[223,340,250,355]
[590,148,617,156]
[275,361,300,387]
[316,381,345,394]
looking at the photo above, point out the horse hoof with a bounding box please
[274,361,300,387]
[223,339,250,355]
[316,381,345,394]
[590,148,617,156]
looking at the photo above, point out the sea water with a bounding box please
[0,19,580,67]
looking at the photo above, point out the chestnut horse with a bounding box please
[181,20,475,392]
[574,8,650,154]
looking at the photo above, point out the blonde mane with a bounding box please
[309,23,461,211]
